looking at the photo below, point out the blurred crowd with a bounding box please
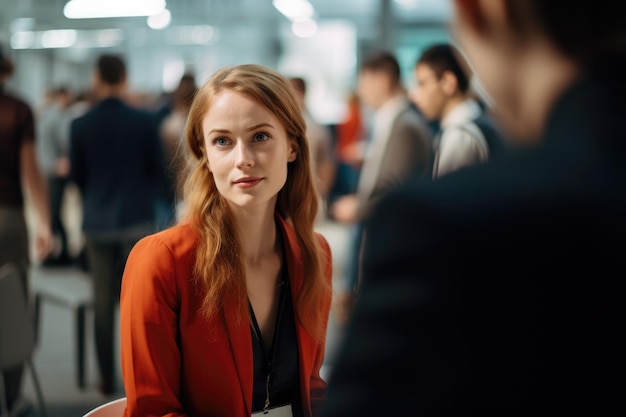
[1,41,506,402]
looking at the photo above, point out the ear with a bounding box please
[453,0,486,35]
[440,71,459,96]
[287,141,298,163]
[453,0,509,37]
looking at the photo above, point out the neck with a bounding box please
[97,84,126,100]
[377,87,404,110]
[233,205,278,264]
[441,94,468,121]
[506,41,579,143]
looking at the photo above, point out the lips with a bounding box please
[233,177,263,187]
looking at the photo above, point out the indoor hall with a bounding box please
[1,1,453,416]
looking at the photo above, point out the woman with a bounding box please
[121,64,333,417]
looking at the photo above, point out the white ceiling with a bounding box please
[1,0,452,43]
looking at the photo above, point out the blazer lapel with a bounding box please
[222,303,253,414]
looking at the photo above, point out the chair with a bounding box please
[32,267,93,389]
[82,397,127,417]
[0,263,49,417]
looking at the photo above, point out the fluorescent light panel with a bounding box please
[147,9,171,30]
[11,29,124,49]
[272,0,314,21]
[64,0,167,19]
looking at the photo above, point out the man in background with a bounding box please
[412,42,494,178]
[0,44,52,416]
[329,50,432,323]
[70,53,163,394]
[36,85,74,266]
[322,0,625,415]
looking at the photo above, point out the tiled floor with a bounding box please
[19,215,353,417]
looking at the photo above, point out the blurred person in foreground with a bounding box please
[0,45,52,415]
[321,0,626,415]
[120,64,333,416]
[69,54,163,395]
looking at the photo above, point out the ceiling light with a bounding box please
[40,29,77,48]
[10,31,35,49]
[165,25,219,46]
[64,0,167,19]
[147,8,171,30]
[292,18,317,38]
[273,0,314,21]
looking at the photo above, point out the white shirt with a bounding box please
[432,98,489,179]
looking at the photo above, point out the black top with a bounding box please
[250,266,303,416]
[0,85,35,207]
[69,97,163,235]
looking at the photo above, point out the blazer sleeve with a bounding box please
[121,235,189,417]
[310,234,334,415]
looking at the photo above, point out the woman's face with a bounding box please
[202,89,297,212]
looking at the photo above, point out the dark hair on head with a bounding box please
[509,1,626,62]
[54,85,70,95]
[289,77,307,95]
[96,54,126,85]
[360,50,401,87]
[417,43,471,93]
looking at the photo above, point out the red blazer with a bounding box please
[121,216,333,417]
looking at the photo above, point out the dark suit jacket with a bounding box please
[121,216,333,417]
[70,97,163,235]
[321,62,626,415]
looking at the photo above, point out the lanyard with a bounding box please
[249,273,288,412]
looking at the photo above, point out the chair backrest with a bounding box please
[0,263,35,371]
[82,397,127,417]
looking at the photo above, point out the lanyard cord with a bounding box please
[249,269,288,411]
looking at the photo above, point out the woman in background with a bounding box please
[121,64,333,417]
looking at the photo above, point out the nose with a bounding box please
[235,141,255,169]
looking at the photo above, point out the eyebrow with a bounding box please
[207,122,275,135]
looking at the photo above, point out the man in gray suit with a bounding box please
[330,50,432,322]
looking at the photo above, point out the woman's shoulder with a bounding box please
[314,231,331,254]
[133,222,199,258]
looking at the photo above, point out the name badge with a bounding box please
[251,404,293,417]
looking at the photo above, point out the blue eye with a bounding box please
[253,132,270,142]
[214,137,230,147]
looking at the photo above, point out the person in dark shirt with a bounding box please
[0,44,52,415]
[69,54,163,394]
